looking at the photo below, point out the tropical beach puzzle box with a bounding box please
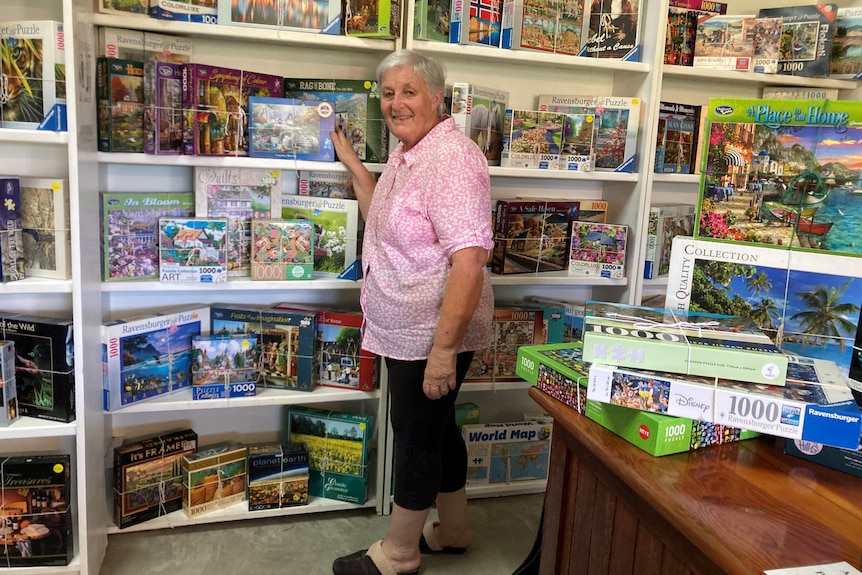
[666,237,862,375]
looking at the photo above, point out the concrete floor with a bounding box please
[100,493,545,575]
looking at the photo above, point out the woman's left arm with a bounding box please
[422,246,488,400]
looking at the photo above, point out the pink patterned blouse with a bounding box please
[360,117,495,360]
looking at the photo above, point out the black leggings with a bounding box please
[386,351,474,511]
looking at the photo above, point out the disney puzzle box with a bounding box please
[582,301,789,385]
[587,355,862,450]
[102,306,210,411]
[694,98,862,259]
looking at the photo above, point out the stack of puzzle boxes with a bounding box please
[515,342,759,456]
[0,340,18,427]
[581,301,862,451]
[181,443,247,517]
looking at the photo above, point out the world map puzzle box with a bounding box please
[462,421,552,485]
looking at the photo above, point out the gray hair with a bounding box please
[376,50,448,115]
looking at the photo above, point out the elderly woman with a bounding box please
[330,50,495,575]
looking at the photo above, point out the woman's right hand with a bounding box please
[330,127,363,173]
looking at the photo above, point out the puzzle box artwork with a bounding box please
[248,97,336,161]
[694,98,862,259]
[158,217,228,283]
[250,219,315,281]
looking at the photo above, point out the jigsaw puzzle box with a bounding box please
[537,95,641,172]
[284,78,389,164]
[19,177,72,280]
[757,4,836,78]
[194,167,283,278]
[466,303,563,384]
[0,454,72,567]
[113,428,198,529]
[281,195,360,279]
[218,0,342,34]
[247,442,310,510]
[579,0,640,60]
[0,340,18,427]
[568,222,627,279]
[275,304,377,391]
[694,97,862,260]
[1,313,74,423]
[783,433,862,478]
[491,199,580,275]
[190,335,259,400]
[506,0,583,56]
[342,0,399,38]
[831,7,862,79]
[664,0,727,67]
[182,65,284,157]
[149,0,218,23]
[298,170,356,199]
[462,421,552,485]
[516,342,589,414]
[587,355,862,450]
[181,443,247,517]
[98,27,193,63]
[250,219,315,281]
[583,301,789,385]
[101,191,195,281]
[665,238,862,375]
[528,295,585,342]
[102,306,210,411]
[143,61,184,155]
[449,82,509,166]
[158,217,228,283]
[97,58,145,153]
[584,399,759,457]
[693,14,755,72]
[285,406,373,504]
[248,97,336,161]
[449,0,506,47]
[0,20,66,130]
[0,177,25,283]
[210,304,317,391]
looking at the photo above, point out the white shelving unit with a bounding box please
[3,0,857,573]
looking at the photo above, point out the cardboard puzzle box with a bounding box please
[783,433,862,478]
[248,97,336,162]
[280,195,360,279]
[284,78,389,164]
[694,98,862,259]
[462,421,553,485]
[113,429,198,529]
[158,217,228,283]
[102,306,210,411]
[1,313,74,423]
[466,303,564,384]
[0,454,73,567]
[19,177,72,280]
[0,340,18,427]
[101,191,196,281]
[250,219,315,281]
[285,406,373,504]
[210,304,317,391]
[190,334,259,400]
[0,21,66,130]
[182,65,284,157]
[491,199,580,275]
[181,443,247,517]
[218,0,342,34]
[97,58,144,153]
[666,237,862,376]
[587,356,862,450]
[0,178,25,283]
[247,442,310,510]
[585,399,759,457]
[516,342,589,415]
[582,300,789,385]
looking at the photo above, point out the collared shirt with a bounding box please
[360,117,495,360]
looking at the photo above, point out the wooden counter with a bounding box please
[530,387,862,575]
